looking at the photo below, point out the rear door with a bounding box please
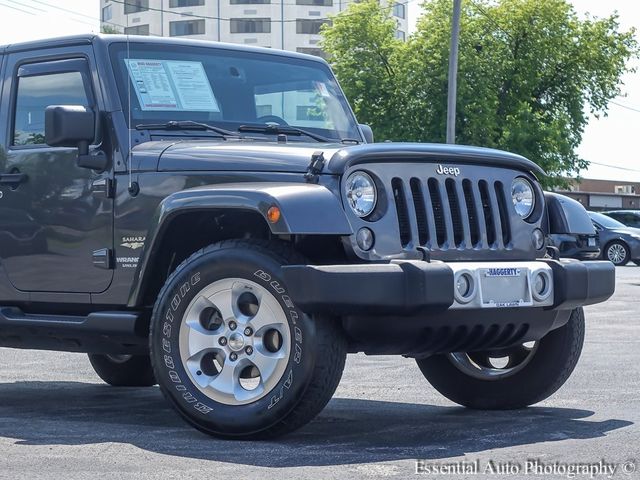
[0,48,114,293]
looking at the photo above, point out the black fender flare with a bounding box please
[128,182,352,306]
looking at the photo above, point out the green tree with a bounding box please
[101,25,121,34]
[322,0,638,186]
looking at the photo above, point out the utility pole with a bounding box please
[446,0,462,144]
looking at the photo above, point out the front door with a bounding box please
[0,56,113,293]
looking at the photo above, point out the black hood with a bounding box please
[140,140,544,176]
[152,140,342,173]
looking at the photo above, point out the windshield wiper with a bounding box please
[237,124,335,143]
[135,120,241,138]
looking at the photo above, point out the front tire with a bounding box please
[150,240,346,439]
[604,240,630,266]
[88,354,156,387]
[416,308,585,409]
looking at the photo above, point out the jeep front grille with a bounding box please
[391,176,512,251]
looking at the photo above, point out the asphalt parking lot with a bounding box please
[0,267,638,480]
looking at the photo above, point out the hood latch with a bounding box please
[304,151,325,184]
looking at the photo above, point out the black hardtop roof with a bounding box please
[0,34,328,64]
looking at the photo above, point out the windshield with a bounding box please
[109,43,361,142]
[589,212,626,229]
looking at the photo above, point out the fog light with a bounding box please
[454,272,475,304]
[531,270,552,301]
[356,227,375,251]
[532,228,545,250]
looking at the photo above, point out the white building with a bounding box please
[100,0,409,57]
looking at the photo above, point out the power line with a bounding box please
[7,0,44,12]
[0,1,35,15]
[587,161,640,173]
[609,100,640,113]
[467,0,514,42]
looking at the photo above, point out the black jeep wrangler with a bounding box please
[0,35,615,439]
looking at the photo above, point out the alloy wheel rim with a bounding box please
[607,244,626,264]
[448,342,538,381]
[179,278,291,406]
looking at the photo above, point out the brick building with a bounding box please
[556,178,640,211]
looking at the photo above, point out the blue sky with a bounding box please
[0,0,637,181]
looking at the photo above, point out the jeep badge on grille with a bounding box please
[436,164,461,176]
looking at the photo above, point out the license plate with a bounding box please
[484,267,521,277]
[479,267,529,308]
[588,237,596,247]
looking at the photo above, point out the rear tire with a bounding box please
[150,239,347,439]
[88,354,156,387]
[416,308,585,409]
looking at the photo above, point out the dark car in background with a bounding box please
[603,210,640,229]
[589,211,640,266]
[546,194,600,260]
[547,231,600,260]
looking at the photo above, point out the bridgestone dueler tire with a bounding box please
[88,354,156,387]
[416,308,585,409]
[150,239,347,439]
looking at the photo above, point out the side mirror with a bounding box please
[45,105,107,171]
[359,124,374,143]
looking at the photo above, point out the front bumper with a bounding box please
[283,259,615,315]
[283,259,615,356]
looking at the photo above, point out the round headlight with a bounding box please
[345,171,377,218]
[511,177,535,219]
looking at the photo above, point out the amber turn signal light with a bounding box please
[267,206,281,223]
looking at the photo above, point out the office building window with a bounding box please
[395,30,405,41]
[256,105,273,117]
[230,0,270,3]
[296,19,330,35]
[169,0,204,6]
[170,19,205,36]
[392,2,405,19]
[230,18,271,33]
[124,0,148,14]
[102,4,112,21]
[296,0,332,5]
[124,24,150,35]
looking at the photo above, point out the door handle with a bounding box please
[0,173,28,186]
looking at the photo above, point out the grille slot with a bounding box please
[427,178,446,247]
[479,180,497,247]
[445,178,464,247]
[495,181,512,246]
[410,178,430,246]
[392,178,411,247]
[462,179,480,247]
[391,176,512,252]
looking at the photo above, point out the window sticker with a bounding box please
[126,59,220,112]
